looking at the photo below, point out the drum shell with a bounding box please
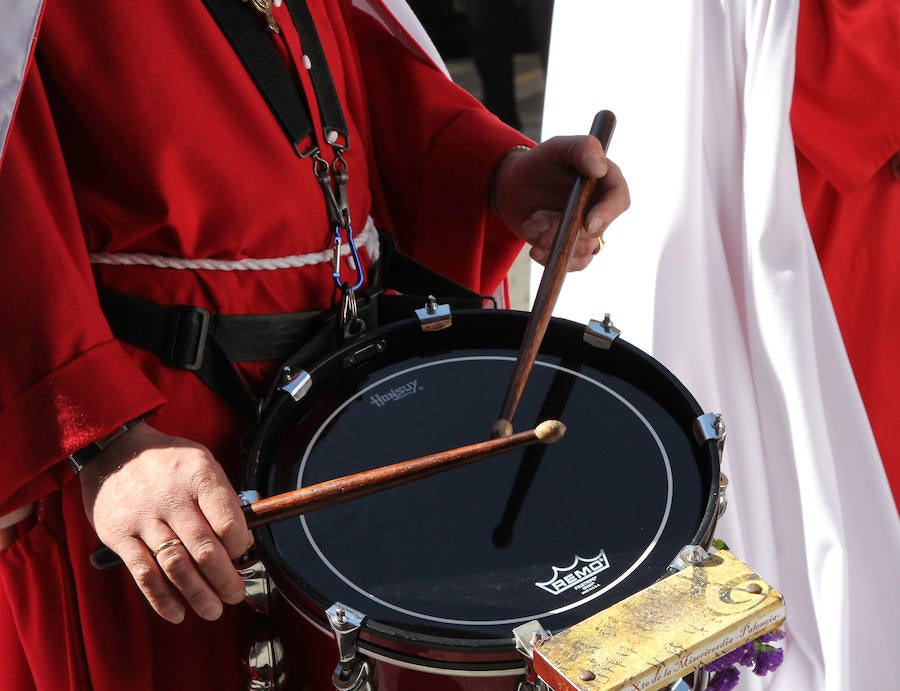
[244,309,722,689]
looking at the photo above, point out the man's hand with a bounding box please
[79,422,253,624]
[491,135,630,270]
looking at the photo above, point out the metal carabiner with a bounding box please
[331,224,364,292]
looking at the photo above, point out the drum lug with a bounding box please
[415,295,452,332]
[717,472,729,517]
[692,413,726,451]
[513,620,553,691]
[244,633,287,690]
[669,544,710,572]
[237,557,273,614]
[583,313,621,350]
[280,368,313,402]
[693,413,728,518]
[327,603,373,691]
[517,681,551,691]
[234,526,274,616]
[332,660,373,691]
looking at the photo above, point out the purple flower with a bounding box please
[758,630,786,644]
[708,666,741,691]
[738,643,758,668]
[706,643,753,673]
[706,630,784,691]
[706,628,786,686]
[753,645,785,676]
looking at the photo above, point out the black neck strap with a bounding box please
[203,0,362,295]
[203,0,348,154]
[283,0,348,149]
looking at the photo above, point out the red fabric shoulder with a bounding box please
[790,0,900,193]
[348,6,530,296]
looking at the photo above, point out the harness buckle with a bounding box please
[166,305,211,371]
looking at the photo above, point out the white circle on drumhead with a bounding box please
[296,355,674,627]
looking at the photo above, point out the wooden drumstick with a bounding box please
[243,419,566,528]
[89,420,566,569]
[492,110,616,438]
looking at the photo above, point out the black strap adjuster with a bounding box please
[166,305,211,371]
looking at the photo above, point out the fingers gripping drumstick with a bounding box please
[492,110,616,439]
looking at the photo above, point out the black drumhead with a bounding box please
[248,311,718,652]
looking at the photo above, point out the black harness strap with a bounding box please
[100,287,324,421]
[372,232,492,323]
[203,0,348,152]
[98,245,485,422]
[203,0,314,147]
[99,288,329,367]
[283,0,348,144]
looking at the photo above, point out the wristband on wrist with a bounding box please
[67,416,145,474]
[488,144,532,218]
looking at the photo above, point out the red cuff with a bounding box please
[0,340,165,513]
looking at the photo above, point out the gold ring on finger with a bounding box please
[152,538,183,558]
[592,235,605,255]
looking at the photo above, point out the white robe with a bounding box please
[542,1,900,689]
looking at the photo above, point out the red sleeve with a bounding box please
[0,57,165,514]
[349,8,530,296]
[790,0,900,193]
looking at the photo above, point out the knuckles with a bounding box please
[156,545,192,574]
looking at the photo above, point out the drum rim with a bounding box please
[245,309,722,661]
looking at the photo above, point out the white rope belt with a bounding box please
[88,216,380,271]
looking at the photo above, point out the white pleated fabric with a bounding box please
[0,0,42,161]
[351,0,449,76]
[541,2,900,689]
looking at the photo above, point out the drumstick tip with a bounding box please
[491,419,514,439]
[535,419,566,443]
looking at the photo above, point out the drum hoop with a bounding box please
[280,593,528,677]
[355,646,525,678]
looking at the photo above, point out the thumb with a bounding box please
[575,136,609,179]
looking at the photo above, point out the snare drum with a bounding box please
[243,309,722,690]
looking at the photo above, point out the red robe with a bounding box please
[0,1,529,689]
[791,0,900,508]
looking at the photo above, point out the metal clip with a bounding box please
[339,283,366,339]
[326,604,372,691]
[332,152,351,228]
[584,313,621,350]
[669,544,709,572]
[693,413,726,445]
[327,603,365,662]
[718,472,729,517]
[513,621,552,690]
[332,226,364,297]
[236,552,273,615]
[279,369,312,402]
[332,661,373,691]
[414,295,452,332]
[693,413,727,462]
[312,152,343,226]
[513,620,552,660]
[244,634,286,690]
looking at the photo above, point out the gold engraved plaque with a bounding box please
[533,550,785,691]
